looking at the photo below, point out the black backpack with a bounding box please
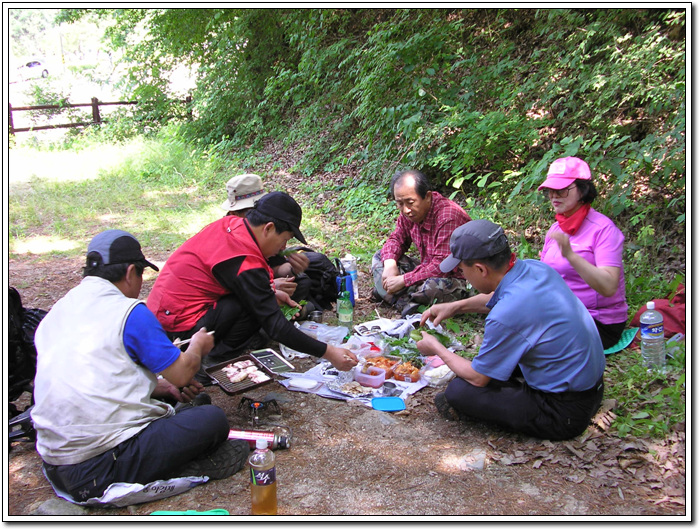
[301,251,340,310]
[8,287,46,411]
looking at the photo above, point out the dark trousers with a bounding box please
[169,275,313,363]
[594,319,626,350]
[167,294,261,362]
[445,376,604,441]
[290,274,312,304]
[43,405,229,502]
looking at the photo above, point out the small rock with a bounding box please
[30,498,88,516]
[377,413,400,426]
[458,449,487,471]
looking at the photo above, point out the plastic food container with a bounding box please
[392,361,422,383]
[354,366,386,388]
[362,354,399,380]
[371,396,405,412]
[287,377,323,392]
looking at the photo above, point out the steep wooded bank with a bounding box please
[55,7,688,297]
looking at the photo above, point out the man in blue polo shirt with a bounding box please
[417,219,605,440]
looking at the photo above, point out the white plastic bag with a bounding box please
[296,321,349,344]
[44,468,208,507]
[423,364,456,388]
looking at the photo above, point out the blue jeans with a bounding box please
[43,405,229,502]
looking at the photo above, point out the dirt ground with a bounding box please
[7,253,686,519]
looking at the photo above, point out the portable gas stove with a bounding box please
[238,396,282,427]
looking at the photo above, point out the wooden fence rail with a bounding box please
[8,96,191,134]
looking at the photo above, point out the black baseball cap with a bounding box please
[440,220,509,272]
[253,191,307,244]
[87,229,159,271]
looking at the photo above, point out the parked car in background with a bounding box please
[16,59,49,81]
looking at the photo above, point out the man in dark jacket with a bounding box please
[147,191,358,371]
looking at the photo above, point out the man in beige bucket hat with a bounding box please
[222,174,311,303]
[221,174,268,212]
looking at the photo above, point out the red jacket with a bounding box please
[147,216,274,332]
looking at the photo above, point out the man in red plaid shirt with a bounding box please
[371,169,474,316]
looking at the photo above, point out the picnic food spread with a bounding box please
[363,356,398,378]
[204,315,459,405]
[271,316,460,403]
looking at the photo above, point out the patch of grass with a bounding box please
[604,341,686,439]
[9,131,234,259]
[293,180,396,266]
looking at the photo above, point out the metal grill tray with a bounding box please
[205,354,275,395]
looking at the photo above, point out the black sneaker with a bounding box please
[401,302,420,318]
[242,329,270,351]
[176,439,250,480]
[435,392,461,421]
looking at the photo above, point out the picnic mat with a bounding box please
[603,327,639,355]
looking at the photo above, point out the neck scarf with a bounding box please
[505,252,517,273]
[555,203,591,235]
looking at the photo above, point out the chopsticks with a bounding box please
[173,329,215,347]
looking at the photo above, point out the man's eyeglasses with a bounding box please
[542,185,576,199]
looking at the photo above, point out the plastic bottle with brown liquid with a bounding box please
[249,438,277,515]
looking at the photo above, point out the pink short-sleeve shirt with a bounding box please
[540,208,628,325]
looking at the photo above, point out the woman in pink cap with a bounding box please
[538,156,628,349]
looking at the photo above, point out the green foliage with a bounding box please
[606,343,685,439]
[22,82,78,123]
[296,179,396,261]
[56,9,684,221]
[9,8,59,59]
[282,300,307,320]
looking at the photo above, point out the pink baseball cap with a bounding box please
[538,156,591,190]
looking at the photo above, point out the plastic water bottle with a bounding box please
[337,290,353,328]
[640,301,665,370]
[249,438,277,515]
[340,254,359,301]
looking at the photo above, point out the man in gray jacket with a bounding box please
[31,230,249,503]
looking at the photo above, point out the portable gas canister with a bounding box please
[228,428,291,450]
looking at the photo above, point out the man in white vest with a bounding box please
[31,230,249,503]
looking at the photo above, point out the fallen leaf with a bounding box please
[564,443,586,460]
[653,496,685,506]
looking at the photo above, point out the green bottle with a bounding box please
[337,291,353,327]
